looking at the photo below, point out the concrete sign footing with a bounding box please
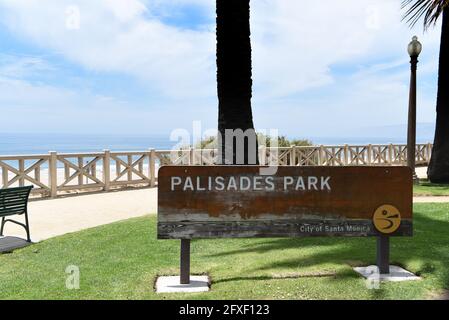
[155,276,210,293]
[354,265,421,282]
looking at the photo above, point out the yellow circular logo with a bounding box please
[373,205,401,234]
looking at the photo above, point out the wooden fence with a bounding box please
[0,143,432,198]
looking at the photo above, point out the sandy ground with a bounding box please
[1,166,444,243]
[2,188,157,242]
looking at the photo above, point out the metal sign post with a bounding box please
[180,239,191,284]
[377,235,390,274]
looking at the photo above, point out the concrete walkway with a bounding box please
[2,187,448,242]
[3,188,157,242]
[413,196,449,203]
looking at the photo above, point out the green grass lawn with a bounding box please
[414,181,449,196]
[1,203,448,300]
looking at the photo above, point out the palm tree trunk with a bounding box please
[216,0,258,165]
[428,8,449,183]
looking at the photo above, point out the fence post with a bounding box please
[103,150,111,191]
[77,156,83,185]
[127,155,133,181]
[388,143,393,166]
[149,149,156,187]
[344,144,349,165]
[320,145,325,165]
[258,145,263,165]
[290,146,296,166]
[2,164,8,188]
[267,146,272,166]
[189,147,195,165]
[367,144,372,165]
[49,151,58,198]
[138,159,143,174]
[35,167,40,187]
[18,159,25,187]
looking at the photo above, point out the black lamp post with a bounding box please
[407,36,422,184]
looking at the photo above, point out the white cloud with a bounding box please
[0,54,53,78]
[105,0,147,22]
[0,0,443,138]
[1,0,439,99]
[250,0,440,97]
[0,0,216,99]
[0,73,216,134]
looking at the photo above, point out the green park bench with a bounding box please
[0,186,33,242]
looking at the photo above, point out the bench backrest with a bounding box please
[0,186,33,217]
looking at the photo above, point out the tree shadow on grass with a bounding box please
[419,181,449,188]
[212,273,337,285]
[207,237,369,258]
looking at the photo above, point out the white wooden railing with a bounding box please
[0,143,432,198]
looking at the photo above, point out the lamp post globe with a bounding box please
[408,36,423,58]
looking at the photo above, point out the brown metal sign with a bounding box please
[157,166,413,239]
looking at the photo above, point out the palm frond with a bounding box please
[402,0,449,29]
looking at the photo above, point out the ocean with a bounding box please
[0,133,175,155]
[0,132,434,155]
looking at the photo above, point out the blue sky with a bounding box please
[0,0,443,141]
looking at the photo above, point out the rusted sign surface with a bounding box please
[157,166,413,239]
